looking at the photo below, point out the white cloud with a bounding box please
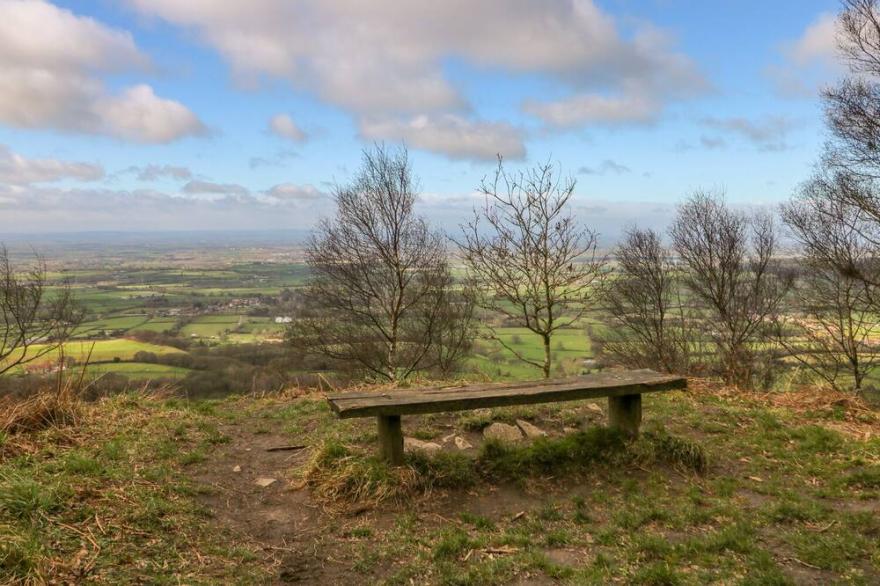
[769,13,843,98]
[0,183,333,232]
[0,0,204,142]
[268,113,307,142]
[249,149,299,169]
[98,85,206,143]
[265,183,325,200]
[0,180,691,241]
[700,135,727,150]
[524,94,658,128]
[578,160,631,176]
[0,144,103,185]
[360,114,525,161]
[183,180,249,197]
[127,0,706,153]
[700,116,795,152]
[130,164,193,182]
[788,13,838,67]
[0,0,147,72]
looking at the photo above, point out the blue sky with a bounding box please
[0,0,843,239]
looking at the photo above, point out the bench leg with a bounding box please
[608,394,641,438]
[377,415,404,465]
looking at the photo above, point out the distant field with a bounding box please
[180,315,240,337]
[7,339,187,370]
[470,325,596,381]
[75,315,151,336]
[86,362,190,380]
[34,260,612,385]
[133,318,179,333]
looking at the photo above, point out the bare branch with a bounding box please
[456,157,605,378]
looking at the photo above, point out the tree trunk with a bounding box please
[542,334,551,379]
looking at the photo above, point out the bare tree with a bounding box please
[781,0,880,392]
[457,158,604,379]
[0,246,82,375]
[780,173,880,391]
[600,228,691,373]
[670,191,790,387]
[781,171,880,291]
[426,280,477,377]
[825,0,880,177]
[291,145,473,382]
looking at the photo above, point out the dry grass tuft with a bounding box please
[301,441,427,510]
[687,377,878,440]
[301,440,476,511]
[1,376,84,436]
[0,346,99,438]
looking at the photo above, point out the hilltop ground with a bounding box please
[1,380,878,585]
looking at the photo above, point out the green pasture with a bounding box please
[7,339,187,369]
[469,325,596,381]
[85,362,190,380]
[131,318,179,333]
[75,315,151,336]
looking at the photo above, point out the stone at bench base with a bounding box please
[404,437,442,454]
[483,422,524,443]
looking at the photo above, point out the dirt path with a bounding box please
[189,417,346,583]
[188,412,576,584]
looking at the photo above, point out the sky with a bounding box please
[0,0,846,241]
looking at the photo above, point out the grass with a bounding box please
[0,393,269,584]
[85,362,190,380]
[276,383,878,584]
[302,440,477,507]
[1,381,878,583]
[468,323,606,380]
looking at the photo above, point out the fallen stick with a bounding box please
[265,444,307,452]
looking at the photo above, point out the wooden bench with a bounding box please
[326,369,687,465]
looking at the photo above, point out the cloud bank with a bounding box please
[127,0,706,158]
[0,0,205,142]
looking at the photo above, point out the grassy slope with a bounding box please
[0,395,269,584]
[1,383,878,584]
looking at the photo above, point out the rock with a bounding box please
[441,432,457,444]
[563,426,578,435]
[454,436,473,450]
[483,422,524,443]
[232,465,242,473]
[516,419,548,439]
[254,477,277,488]
[404,437,442,453]
[586,402,604,414]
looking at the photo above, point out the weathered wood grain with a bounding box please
[327,369,685,419]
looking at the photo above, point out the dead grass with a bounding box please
[301,440,476,511]
[688,377,879,440]
[0,367,88,438]
[302,428,708,512]
[0,390,270,584]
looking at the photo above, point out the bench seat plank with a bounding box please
[327,369,686,419]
